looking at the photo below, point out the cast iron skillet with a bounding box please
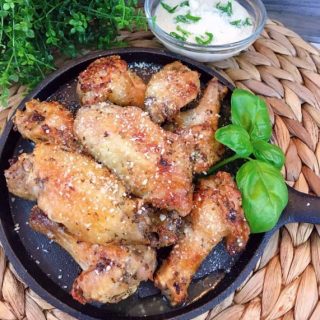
[0,48,320,320]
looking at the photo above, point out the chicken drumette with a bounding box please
[171,78,228,174]
[77,55,146,107]
[5,143,181,247]
[14,99,79,151]
[74,103,193,216]
[145,61,200,124]
[30,207,156,304]
[154,172,250,305]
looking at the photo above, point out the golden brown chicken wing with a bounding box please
[74,103,193,216]
[14,99,79,150]
[172,78,228,174]
[29,207,156,304]
[154,172,250,305]
[77,55,146,107]
[145,61,200,124]
[5,144,181,247]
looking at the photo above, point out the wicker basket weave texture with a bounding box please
[0,19,320,320]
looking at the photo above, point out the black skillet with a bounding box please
[0,48,320,320]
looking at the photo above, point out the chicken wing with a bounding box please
[172,78,228,174]
[29,207,156,304]
[74,103,193,216]
[5,143,181,246]
[77,55,146,107]
[154,172,250,305]
[145,61,200,124]
[13,99,79,150]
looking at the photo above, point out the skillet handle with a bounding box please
[278,187,320,227]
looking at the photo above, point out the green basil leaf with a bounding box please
[215,124,253,157]
[231,89,272,142]
[253,140,285,169]
[195,32,214,45]
[161,1,178,13]
[236,160,288,233]
[216,1,233,16]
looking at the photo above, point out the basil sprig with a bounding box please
[210,89,288,233]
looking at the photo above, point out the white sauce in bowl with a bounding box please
[155,0,254,45]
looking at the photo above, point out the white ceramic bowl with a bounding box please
[145,0,267,62]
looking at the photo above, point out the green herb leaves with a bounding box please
[215,125,252,157]
[236,160,288,233]
[175,12,201,24]
[231,89,272,141]
[0,0,147,107]
[212,89,288,233]
[230,17,253,28]
[195,32,214,45]
[161,1,179,13]
[216,1,233,16]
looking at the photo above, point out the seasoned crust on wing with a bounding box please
[77,55,146,107]
[29,207,156,304]
[154,171,249,305]
[74,103,193,216]
[13,99,79,150]
[7,143,181,247]
[171,78,228,173]
[145,61,200,124]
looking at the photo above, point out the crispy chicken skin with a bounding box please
[5,144,181,247]
[154,172,250,305]
[74,103,193,216]
[145,61,200,124]
[14,99,79,150]
[29,207,156,304]
[172,78,228,174]
[77,56,146,107]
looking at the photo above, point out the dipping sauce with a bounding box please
[154,0,254,45]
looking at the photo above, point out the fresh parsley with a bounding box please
[195,32,214,45]
[161,1,179,13]
[243,17,253,26]
[175,12,201,23]
[209,89,288,233]
[0,0,147,107]
[216,1,233,16]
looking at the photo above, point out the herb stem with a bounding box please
[207,154,241,175]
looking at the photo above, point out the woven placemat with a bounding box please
[1,19,320,320]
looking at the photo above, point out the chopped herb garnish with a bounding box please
[230,17,253,28]
[195,32,214,45]
[180,1,189,7]
[216,1,233,16]
[176,25,191,37]
[170,31,187,41]
[230,19,242,27]
[175,12,201,23]
[243,17,253,26]
[161,1,179,13]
